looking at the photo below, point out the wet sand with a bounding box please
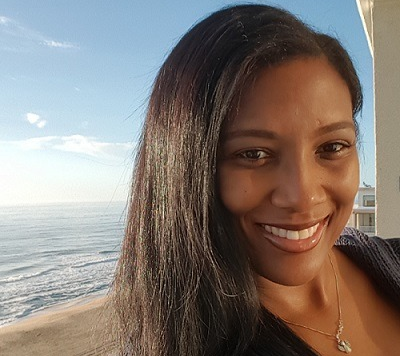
[0,296,116,356]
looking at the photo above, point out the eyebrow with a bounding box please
[222,121,355,142]
[315,121,356,135]
[222,129,279,142]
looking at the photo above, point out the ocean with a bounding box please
[0,201,127,326]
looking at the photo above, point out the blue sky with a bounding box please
[0,0,374,205]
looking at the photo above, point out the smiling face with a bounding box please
[218,57,359,287]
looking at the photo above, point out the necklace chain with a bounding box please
[278,254,352,354]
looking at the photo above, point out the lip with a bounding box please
[258,217,329,253]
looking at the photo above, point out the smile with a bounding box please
[258,218,329,253]
[262,222,319,240]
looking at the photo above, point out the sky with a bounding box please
[0,0,374,205]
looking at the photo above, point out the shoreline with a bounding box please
[0,294,116,356]
[1,292,108,329]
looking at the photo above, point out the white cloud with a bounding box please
[43,40,78,49]
[16,136,58,150]
[26,112,40,124]
[36,120,47,128]
[54,135,108,157]
[4,135,134,160]
[26,112,47,128]
[0,15,79,51]
[0,16,11,25]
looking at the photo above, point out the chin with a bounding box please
[253,255,324,287]
[248,227,337,288]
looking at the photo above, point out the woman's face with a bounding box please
[218,57,359,286]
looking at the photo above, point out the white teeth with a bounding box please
[263,222,320,240]
[286,230,299,240]
[298,229,309,239]
[309,225,317,235]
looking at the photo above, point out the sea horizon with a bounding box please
[0,199,128,207]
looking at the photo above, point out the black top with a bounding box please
[337,227,400,304]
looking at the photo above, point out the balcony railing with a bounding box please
[358,225,375,235]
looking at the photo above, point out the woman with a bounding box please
[111,4,400,355]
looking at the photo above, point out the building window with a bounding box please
[363,195,375,207]
[359,213,375,227]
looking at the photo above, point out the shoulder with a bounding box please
[336,227,400,303]
[336,227,400,259]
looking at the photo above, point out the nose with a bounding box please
[270,155,326,212]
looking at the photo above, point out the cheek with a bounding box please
[218,168,260,215]
[340,156,359,202]
[329,155,359,213]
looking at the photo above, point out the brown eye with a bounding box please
[316,141,352,159]
[321,143,345,153]
[238,150,268,160]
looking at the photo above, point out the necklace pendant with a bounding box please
[337,339,352,353]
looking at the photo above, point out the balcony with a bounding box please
[358,225,375,235]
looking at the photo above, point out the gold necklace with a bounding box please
[278,254,352,354]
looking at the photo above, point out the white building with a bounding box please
[356,0,400,238]
[348,186,376,236]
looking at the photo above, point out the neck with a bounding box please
[255,251,338,318]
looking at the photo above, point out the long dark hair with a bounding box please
[111,4,362,355]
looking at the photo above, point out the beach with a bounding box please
[0,202,124,327]
[0,296,115,356]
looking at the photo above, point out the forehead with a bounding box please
[225,57,353,133]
